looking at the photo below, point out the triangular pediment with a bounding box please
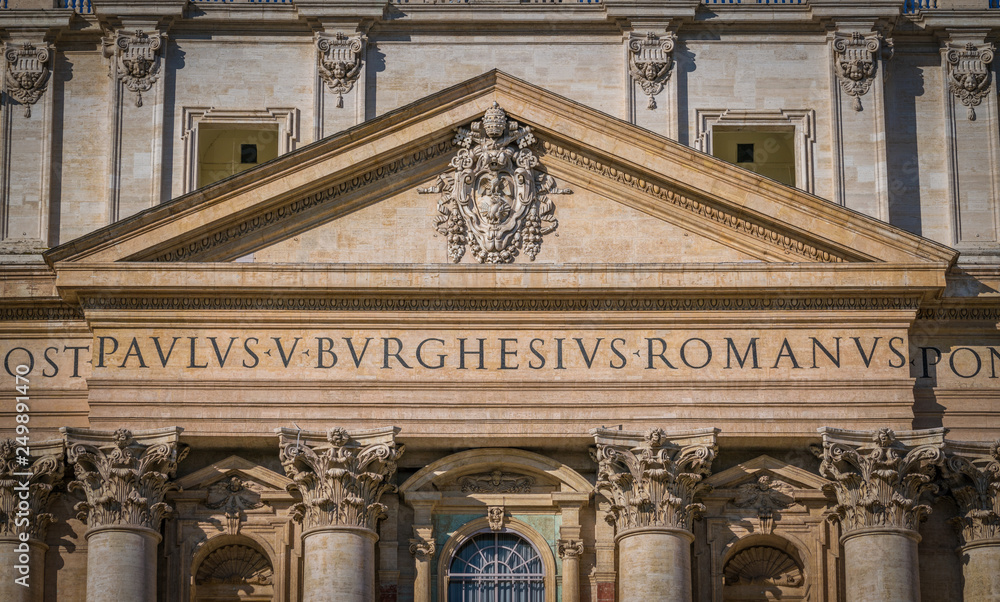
[702,455,830,491]
[45,71,957,271]
[175,455,292,492]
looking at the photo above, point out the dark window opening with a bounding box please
[736,143,755,164]
[241,144,258,164]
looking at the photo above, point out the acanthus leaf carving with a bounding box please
[946,42,995,121]
[316,33,364,109]
[591,427,718,533]
[628,32,676,110]
[278,426,402,531]
[419,102,570,264]
[833,32,887,112]
[64,427,187,531]
[944,440,1000,546]
[732,474,794,535]
[103,29,163,108]
[459,469,534,494]
[4,42,51,118]
[813,427,945,534]
[0,438,64,540]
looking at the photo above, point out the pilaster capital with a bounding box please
[101,27,166,108]
[278,426,403,532]
[830,29,892,112]
[0,438,63,541]
[3,40,52,118]
[590,427,718,533]
[408,536,436,559]
[813,427,945,535]
[558,539,584,560]
[944,439,1000,546]
[942,39,995,121]
[63,426,187,532]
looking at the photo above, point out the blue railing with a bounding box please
[703,0,803,4]
[903,0,936,11]
[59,0,93,12]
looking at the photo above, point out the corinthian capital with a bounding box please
[0,438,63,540]
[944,439,1000,546]
[590,427,718,533]
[278,426,403,531]
[63,426,187,531]
[813,427,945,534]
[409,536,436,559]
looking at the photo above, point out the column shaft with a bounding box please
[302,526,377,602]
[562,552,580,602]
[617,528,693,602]
[963,541,1000,602]
[85,527,160,602]
[413,554,431,602]
[842,529,920,602]
[0,538,46,602]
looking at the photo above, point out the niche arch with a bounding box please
[720,533,809,601]
[190,534,275,602]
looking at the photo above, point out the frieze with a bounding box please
[77,295,923,313]
[0,304,84,321]
[918,307,1000,321]
[539,141,856,263]
[459,470,534,493]
[144,139,456,263]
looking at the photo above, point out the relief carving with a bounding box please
[279,426,402,531]
[557,539,584,559]
[732,475,794,535]
[0,438,63,540]
[316,33,364,108]
[723,546,803,587]
[813,427,944,533]
[944,440,1000,546]
[459,470,534,494]
[591,427,718,533]
[946,42,995,121]
[64,427,187,530]
[628,32,676,110]
[4,42,50,118]
[204,476,264,535]
[408,536,436,558]
[103,29,163,107]
[419,102,570,264]
[487,505,506,531]
[833,32,888,112]
[195,543,273,586]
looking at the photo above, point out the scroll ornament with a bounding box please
[833,32,887,112]
[281,427,403,531]
[419,102,570,264]
[944,440,1000,546]
[592,428,717,532]
[104,30,163,108]
[409,536,436,559]
[4,43,50,118]
[317,33,364,109]
[814,427,944,533]
[66,428,187,530]
[946,42,995,121]
[628,32,676,110]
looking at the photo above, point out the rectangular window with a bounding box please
[712,128,797,188]
[197,125,278,188]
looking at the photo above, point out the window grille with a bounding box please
[447,532,545,602]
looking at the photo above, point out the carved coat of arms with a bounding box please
[104,30,163,107]
[420,102,570,264]
[4,43,50,118]
[947,42,995,121]
[317,33,364,108]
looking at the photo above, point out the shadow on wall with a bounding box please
[885,54,926,237]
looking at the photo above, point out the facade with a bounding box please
[1,1,1000,601]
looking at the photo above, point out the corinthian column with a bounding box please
[944,440,1000,602]
[62,427,186,602]
[0,438,63,602]
[814,427,945,602]
[591,427,718,601]
[278,426,402,602]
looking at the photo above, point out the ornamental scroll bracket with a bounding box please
[316,33,365,109]
[833,31,890,112]
[4,42,51,118]
[419,102,570,264]
[628,32,676,110]
[103,29,164,108]
[946,42,995,122]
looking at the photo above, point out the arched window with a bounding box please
[447,531,545,602]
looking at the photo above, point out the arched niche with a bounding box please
[720,534,809,602]
[191,534,275,602]
[399,447,593,494]
[438,517,557,602]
